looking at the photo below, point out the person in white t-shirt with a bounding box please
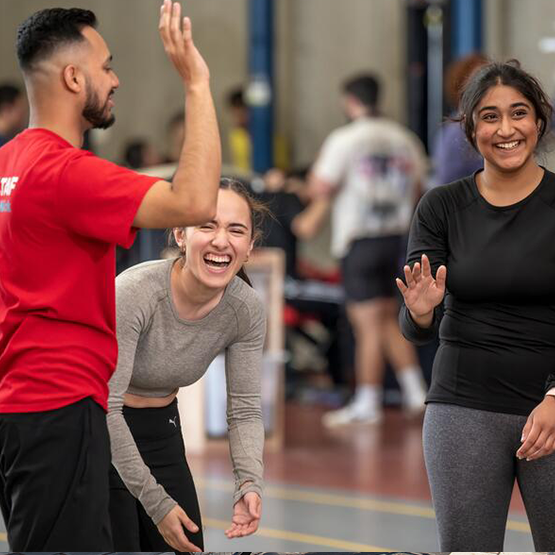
[309,73,429,426]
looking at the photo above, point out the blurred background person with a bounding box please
[252,167,350,397]
[0,83,28,147]
[165,110,185,164]
[310,73,429,427]
[122,138,163,170]
[226,87,251,172]
[117,139,163,273]
[430,53,488,187]
[225,86,289,172]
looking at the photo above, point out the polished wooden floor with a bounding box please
[0,403,532,552]
[186,402,532,551]
[190,401,526,512]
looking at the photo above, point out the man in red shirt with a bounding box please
[0,1,220,551]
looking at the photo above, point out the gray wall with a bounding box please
[3,0,554,168]
[277,0,406,167]
[0,0,249,163]
[0,0,406,167]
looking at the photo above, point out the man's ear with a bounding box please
[62,65,84,94]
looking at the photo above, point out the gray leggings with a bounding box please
[423,403,555,551]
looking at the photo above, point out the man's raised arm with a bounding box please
[134,0,221,229]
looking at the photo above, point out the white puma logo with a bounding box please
[169,416,177,427]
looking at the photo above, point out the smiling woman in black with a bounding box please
[404,170,555,414]
[397,61,555,552]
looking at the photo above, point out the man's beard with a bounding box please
[82,81,115,130]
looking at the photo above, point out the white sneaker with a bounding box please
[322,403,382,428]
[403,386,426,417]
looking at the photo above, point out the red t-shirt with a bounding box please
[0,129,158,412]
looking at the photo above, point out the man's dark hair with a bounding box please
[0,84,22,112]
[16,8,97,72]
[342,73,381,110]
[227,87,246,108]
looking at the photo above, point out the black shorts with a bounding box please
[341,235,405,302]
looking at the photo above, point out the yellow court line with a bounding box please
[197,478,531,534]
[0,532,6,542]
[204,517,393,552]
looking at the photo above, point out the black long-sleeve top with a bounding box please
[400,170,555,416]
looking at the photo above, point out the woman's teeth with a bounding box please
[204,254,231,267]
[497,141,520,150]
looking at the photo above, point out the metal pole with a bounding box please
[426,2,444,149]
[247,0,274,173]
[451,0,483,58]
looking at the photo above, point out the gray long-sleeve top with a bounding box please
[107,259,266,525]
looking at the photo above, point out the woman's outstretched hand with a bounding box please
[225,491,261,538]
[396,254,446,328]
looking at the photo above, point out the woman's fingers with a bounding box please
[517,420,542,459]
[166,528,201,552]
[413,261,421,282]
[396,277,407,295]
[421,253,431,278]
[435,265,447,292]
[226,522,247,538]
[522,430,548,461]
[526,435,555,461]
[403,262,424,286]
[403,265,412,287]
[179,510,199,533]
[399,256,446,302]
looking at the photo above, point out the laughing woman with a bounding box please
[107,178,267,554]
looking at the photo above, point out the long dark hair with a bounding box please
[169,177,271,287]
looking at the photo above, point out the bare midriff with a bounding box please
[123,390,178,408]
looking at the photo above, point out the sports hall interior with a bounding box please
[2,0,555,551]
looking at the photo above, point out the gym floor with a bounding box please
[191,404,535,552]
[0,404,539,552]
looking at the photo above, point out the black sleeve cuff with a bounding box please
[544,373,555,394]
[399,304,439,346]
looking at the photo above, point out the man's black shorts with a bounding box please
[341,235,406,302]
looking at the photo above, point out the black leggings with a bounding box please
[109,399,203,553]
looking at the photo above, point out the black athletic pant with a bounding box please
[109,399,204,553]
[0,397,113,551]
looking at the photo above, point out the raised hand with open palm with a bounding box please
[396,253,446,328]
